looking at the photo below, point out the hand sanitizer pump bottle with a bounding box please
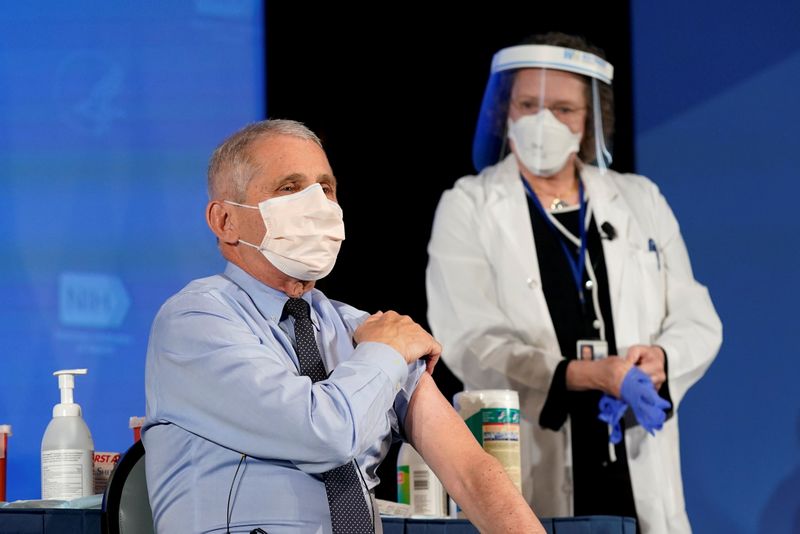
[41,369,95,500]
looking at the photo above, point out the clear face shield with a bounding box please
[472,45,614,175]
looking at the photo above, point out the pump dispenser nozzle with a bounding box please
[52,369,87,417]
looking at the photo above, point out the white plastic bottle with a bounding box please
[396,442,447,517]
[41,369,95,500]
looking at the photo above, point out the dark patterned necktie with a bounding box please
[283,298,374,534]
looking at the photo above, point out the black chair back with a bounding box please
[101,440,155,534]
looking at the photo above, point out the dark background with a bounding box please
[265,2,634,500]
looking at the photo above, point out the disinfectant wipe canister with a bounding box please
[41,369,95,500]
[397,442,447,517]
[0,425,11,501]
[454,389,522,492]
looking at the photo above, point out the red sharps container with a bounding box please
[129,417,145,442]
[0,425,11,502]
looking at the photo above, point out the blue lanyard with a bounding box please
[521,175,588,304]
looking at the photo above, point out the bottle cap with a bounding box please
[0,425,9,458]
[128,417,145,429]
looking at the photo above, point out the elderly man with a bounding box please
[142,119,544,534]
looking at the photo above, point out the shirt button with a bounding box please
[585,280,594,290]
[593,319,601,330]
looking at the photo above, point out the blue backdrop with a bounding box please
[2,4,798,531]
[0,2,264,500]
[631,3,800,533]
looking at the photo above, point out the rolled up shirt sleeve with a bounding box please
[146,290,415,473]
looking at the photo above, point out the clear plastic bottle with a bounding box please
[396,442,447,517]
[41,369,94,500]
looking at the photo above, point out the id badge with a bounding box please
[576,339,608,361]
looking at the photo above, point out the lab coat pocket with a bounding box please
[636,249,667,336]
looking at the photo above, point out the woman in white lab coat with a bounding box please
[426,33,721,534]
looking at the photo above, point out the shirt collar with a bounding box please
[223,262,319,328]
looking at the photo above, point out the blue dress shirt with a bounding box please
[143,263,425,533]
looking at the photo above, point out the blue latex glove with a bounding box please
[619,366,672,435]
[598,394,628,444]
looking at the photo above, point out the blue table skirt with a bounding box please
[386,516,635,534]
[0,509,634,534]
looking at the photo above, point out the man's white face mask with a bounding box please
[507,109,582,177]
[225,183,345,281]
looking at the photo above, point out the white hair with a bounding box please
[207,119,322,200]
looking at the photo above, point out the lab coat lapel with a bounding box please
[487,157,541,289]
[582,166,631,314]
[483,157,563,348]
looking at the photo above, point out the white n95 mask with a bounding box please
[225,183,345,281]
[507,109,582,177]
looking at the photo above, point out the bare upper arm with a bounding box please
[404,373,487,495]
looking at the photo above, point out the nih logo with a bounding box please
[59,272,130,329]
